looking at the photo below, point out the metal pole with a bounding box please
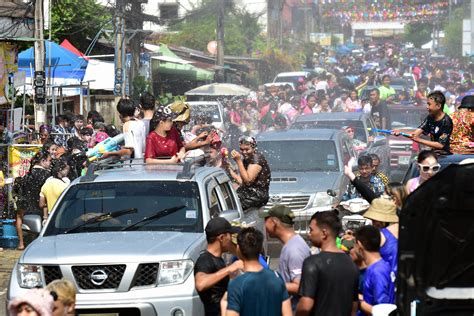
[216,0,225,82]
[51,87,55,125]
[59,87,63,114]
[79,83,83,116]
[34,0,46,130]
[22,85,26,129]
[87,82,91,113]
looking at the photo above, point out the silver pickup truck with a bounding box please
[7,160,243,316]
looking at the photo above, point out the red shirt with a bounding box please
[145,129,183,159]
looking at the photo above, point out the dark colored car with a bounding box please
[291,112,391,176]
[398,162,474,315]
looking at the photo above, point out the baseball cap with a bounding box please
[205,217,240,238]
[259,204,295,225]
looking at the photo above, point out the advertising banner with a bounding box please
[8,145,42,178]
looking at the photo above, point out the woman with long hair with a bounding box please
[15,150,52,250]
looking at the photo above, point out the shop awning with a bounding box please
[150,43,214,81]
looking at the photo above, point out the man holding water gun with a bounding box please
[393,91,453,154]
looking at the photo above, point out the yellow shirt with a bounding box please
[40,177,69,213]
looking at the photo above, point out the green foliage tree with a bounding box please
[404,22,432,48]
[49,0,112,52]
[443,7,465,58]
[164,0,263,56]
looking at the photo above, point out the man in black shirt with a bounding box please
[394,91,453,153]
[194,218,243,316]
[296,211,359,316]
[369,88,391,130]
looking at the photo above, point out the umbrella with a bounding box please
[185,83,251,96]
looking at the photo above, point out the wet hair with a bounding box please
[116,98,137,117]
[105,124,119,137]
[369,153,380,163]
[370,88,380,96]
[51,158,69,179]
[355,225,381,252]
[386,182,408,209]
[417,150,438,164]
[43,140,57,152]
[382,74,391,81]
[30,151,51,172]
[79,127,93,136]
[73,114,84,122]
[358,155,373,167]
[140,92,156,111]
[310,210,342,236]
[87,111,104,124]
[427,91,446,106]
[237,227,263,260]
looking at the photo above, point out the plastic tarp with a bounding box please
[18,40,87,80]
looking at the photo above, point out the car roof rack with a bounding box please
[79,155,209,183]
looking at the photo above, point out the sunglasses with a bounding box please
[418,163,441,173]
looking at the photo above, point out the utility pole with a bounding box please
[471,0,474,56]
[128,1,146,97]
[114,0,125,99]
[216,0,225,82]
[34,0,46,130]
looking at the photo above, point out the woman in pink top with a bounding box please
[301,94,318,115]
[405,150,440,194]
[345,89,362,112]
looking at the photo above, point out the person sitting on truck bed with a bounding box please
[449,95,474,153]
[394,91,453,154]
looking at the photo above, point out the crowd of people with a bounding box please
[2,40,474,316]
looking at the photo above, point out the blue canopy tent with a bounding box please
[18,40,87,80]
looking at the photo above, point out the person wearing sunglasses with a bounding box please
[405,150,440,194]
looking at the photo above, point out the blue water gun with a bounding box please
[367,128,411,137]
[86,134,125,161]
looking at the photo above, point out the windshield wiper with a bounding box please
[64,208,138,234]
[121,205,186,231]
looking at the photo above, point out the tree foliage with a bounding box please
[49,0,112,52]
[163,0,263,56]
[404,22,432,48]
[443,7,465,58]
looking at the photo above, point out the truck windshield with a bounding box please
[44,181,203,236]
[259,140,339,172]
[292,120,367,143]
[190,103,222,123]
[390,108,425,129]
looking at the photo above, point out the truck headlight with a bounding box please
[18,264,43,288]
[312,192,336,208]
[158,260,193,286]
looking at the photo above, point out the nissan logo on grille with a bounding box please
[90,269,108,286]
[270,195,282,203]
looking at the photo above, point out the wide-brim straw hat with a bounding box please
[364,198,399,223]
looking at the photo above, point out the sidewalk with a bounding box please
[0,249,22,316]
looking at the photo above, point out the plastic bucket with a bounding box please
[1,219,17,238]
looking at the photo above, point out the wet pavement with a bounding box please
[0,249,22,316]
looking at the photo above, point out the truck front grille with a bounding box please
[132,263,159,287]
[72,265,126,290]
[43,266,63,285]
[265,195,311,211]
